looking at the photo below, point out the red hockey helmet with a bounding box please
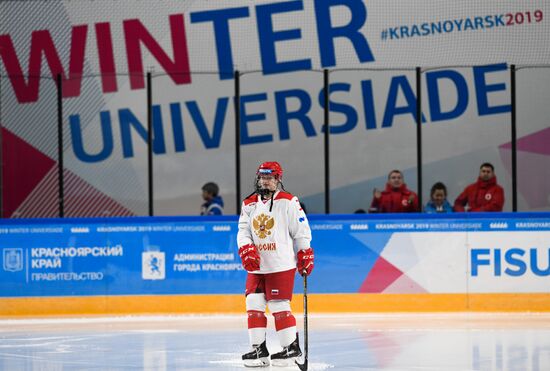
[257,161,283,180]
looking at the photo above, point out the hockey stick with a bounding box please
[296,272,308,371]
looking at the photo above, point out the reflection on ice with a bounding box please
[0,314,548,370]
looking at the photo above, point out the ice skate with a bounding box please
[242,340,270,367]
[270,334,302,367]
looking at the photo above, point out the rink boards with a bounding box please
[1,213,549,316]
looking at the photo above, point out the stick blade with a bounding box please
[295,358,308,371]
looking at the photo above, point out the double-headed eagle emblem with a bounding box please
[253,213,275,239]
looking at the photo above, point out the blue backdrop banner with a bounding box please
[1,213,549,297]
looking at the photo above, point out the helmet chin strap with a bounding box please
[255,178,274,197]
[256,187,271,198]
[255,188,274,212]
[255,180,277,212]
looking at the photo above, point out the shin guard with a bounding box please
[247,310,267,346]
[273,311,297,347]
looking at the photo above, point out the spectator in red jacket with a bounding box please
[369,170,419,213]
[454,162,504,212]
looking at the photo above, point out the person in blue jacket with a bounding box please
[424,182,453,213]
[200,182,224,215]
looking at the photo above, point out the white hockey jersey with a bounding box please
[237,190,312,274]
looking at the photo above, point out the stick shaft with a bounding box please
[303,274,308,365]
[296,273,309,371]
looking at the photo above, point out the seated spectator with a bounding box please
[369,170,419,213]
[424,182,453,213]
[454,162,504,212]
[200,182,224,215]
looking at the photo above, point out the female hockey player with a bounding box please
[237,161,314,367]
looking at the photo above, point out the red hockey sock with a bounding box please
[272,311,296,331]
[247,310,267,329]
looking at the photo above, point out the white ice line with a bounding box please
[0,312,548,326]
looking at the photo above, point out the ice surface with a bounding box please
[0,313,548,370]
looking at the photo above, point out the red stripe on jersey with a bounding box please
[247,310,267,329]
[243,194,258,206]
[274,192,294,201]
[273,311,296,331]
